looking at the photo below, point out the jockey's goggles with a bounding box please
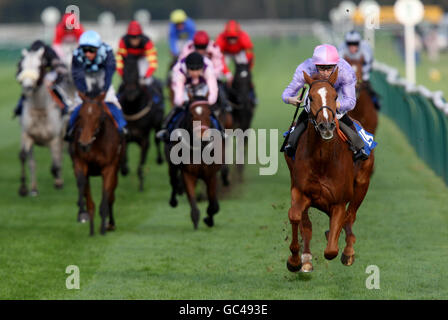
[187,65,203,71]
[226,36,238,42]
[346,41,360,46]
[194,44,207,50]
[82,46,98,53]
[316,65,335,71]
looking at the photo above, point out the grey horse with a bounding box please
[16,47,66,196]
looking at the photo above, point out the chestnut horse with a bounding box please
[165,99,223,229]
[345,56,378,135]
[69,92,125,236]
[284,69,374,273]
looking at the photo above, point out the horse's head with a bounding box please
[122,55,141,101]
[345,56,364,87]
[303,68,339,140]
[17,47,45,95]
[189,100,212,140]
[77,91,107,152]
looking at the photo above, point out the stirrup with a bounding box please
[353,149,369,161]
[156,129,169,141]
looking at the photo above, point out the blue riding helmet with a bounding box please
[79,30,102,48]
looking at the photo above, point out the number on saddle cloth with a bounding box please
[353,122,377,155]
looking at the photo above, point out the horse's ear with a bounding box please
[328,67,339,86]
[98,91,106,102]
[21,48,28,57]
[78,91,87,101]
[303,71,313,85]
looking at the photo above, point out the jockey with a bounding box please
[156,52,219,142]
[179,30,232,113]
[52,13,85,59]
[216,20,256,105]
[66,30,126,140]
[116,20,163,106]
[168,9,196,59]
[338,30,380,110]
[14,40,69,117]
[281,44,369,161]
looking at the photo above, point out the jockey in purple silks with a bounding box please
[281,44,369,161]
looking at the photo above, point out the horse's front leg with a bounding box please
[49,136,64,189]
[74,163,89,223]
[28,147,38,196]
[120,141,129,176]
[182,170,200,229]
[168,162,179,207]
[204,171,219,227]
[299,209,313,272]
[18,135,31,197]
[325,204,347,260]
[287,187,311,272]
[137,137,149,192]
[100,165,119,235]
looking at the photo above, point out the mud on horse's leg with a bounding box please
[287,188,310,272]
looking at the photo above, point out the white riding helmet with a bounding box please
[345,30,362,45]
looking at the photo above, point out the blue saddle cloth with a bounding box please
[354,122,377,155]
[68,102,127,132]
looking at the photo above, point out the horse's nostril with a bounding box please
[330,123,336,130]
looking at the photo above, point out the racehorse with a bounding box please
[165,98,224,229]
[118,54,164,191]
[284,69,374,273]
[345,56,378,135]
[69,92,125,236]
[16,47,65,196]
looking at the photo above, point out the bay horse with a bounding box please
[17,46,65,196]
[165,98,224,229]
[118,54,164,191]
[69,92,125,236]
[284,69,374,273]
[345,56,378,135]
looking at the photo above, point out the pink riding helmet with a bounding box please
[312,44,339,65]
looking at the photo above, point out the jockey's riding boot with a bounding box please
[13,95,25,118]
[281,111,308,157]
[64,126,74,142]
[339,115,369,161]
[156,106,184,142]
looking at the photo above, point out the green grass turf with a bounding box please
[0,36,446,299]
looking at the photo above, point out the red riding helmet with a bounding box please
[223,20,241,38]
[127,20,142,36]
[193,30,210,47]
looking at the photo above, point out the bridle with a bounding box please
[78,98,107,145]
[307,79,337,131]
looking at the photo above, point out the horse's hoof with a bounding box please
[324,250,338,260]
[286,258,301,273]
[30,189,38,197]
[106,224,116,231]
[341,253,355,266]
[300,262,314,273]
[54,182,64,190]
[169,198,178,208]
[78,212,90,223]
[120,167,129,176]
[18,186,28,197]
[203,216,214,227]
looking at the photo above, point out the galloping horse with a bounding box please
[165,98,223,229]
[284,69,374,272]
[69,92,125,236]
[118,54,164,191]
[345,56,378,135]
[17,47,65,196]
[229,62,255,131]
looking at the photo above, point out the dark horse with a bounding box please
[345,56,378,135]
[69,92,125,236]
[165,99,224,229]
[228,63,255,131]
[284,69,374,272]
[118,54,164,191]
